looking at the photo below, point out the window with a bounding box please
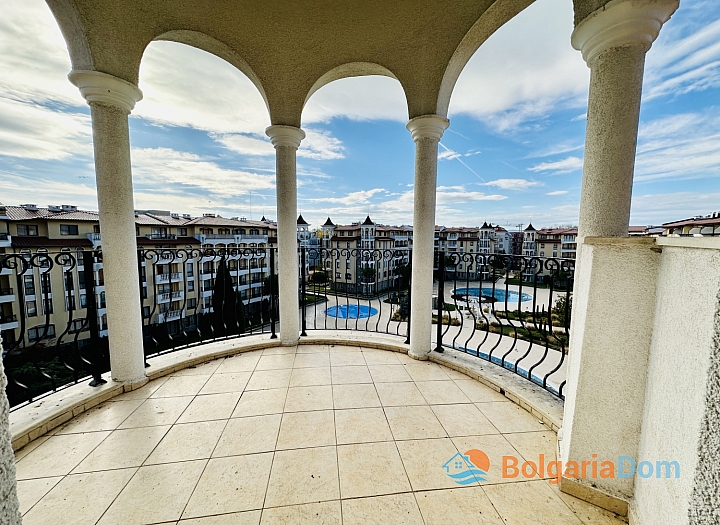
[65,295,75,311]
[60,224,79,235]
[64,273,74,292]
[178,228,187,236]
[93,224,100,234]
[99,292,106,308]
[136,227,140,236]
[17,224,38,236]
[80,294,87,308]
[218,228,231,235]
[41,273,51,294]
[200,228,213,235]
[26,301,37,317]
[28,325,55,342]
[151,227,167,237]
[24,275,35,296]
[70,319,85,333]
[187,298,197,309]
[43,298,54,314]
[345,273,352,280]
[187,280,195,292]
[143,306,151,318]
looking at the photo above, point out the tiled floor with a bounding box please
[14,344,626,525]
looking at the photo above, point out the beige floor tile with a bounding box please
[118,396,194,429]
[289,367,332,387]
[341,492,424,525]
[213,414,282,457]
[15,432,110,479]
[368,364,412,383]
[547,481,628,525]
[476,401,546,433]
[180,510,261,524]
[13,435,51,462]
[260,501,341,525]
[338,441,411,498]
[505,430,558,466]
[256,353,296,370]
[23,469,136,525]
[396,438,464,491]
[328,344,362,352]
[147,420,227,464]
[296,344,329,354]
[284,385,334,412]
[215,353,261,373]
[246,369,292,390]
[172,360,222,376]
[329,351,366,366]
[415,380,473,405]
[403,362,450,381]
[111,377,169,401]
[16,476,62,515]
[183,454,274,518]
[177,392,241,423]
[263,346,297,355]
[451,434,527,485]
[99,460,206,524]
[483,480,584,525]
[200,372,252,394]
[362,350,402,365]
[54,399,145,434]
[384,406,447,440]
[332,383,381,409]
[232,388,287,417]
[331,365,372,384]
[277,410,335,450]
[374,382,428,406]
[431,404,500,437]
[415,487,504,524]
[150,375,210,398]
[265,446,339,507]
[73,426,170,473]
[293,353,331,368]
[454,380,509,403]
[334,407,393,445]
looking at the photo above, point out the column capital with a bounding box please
[266,125,306,149]
[68,70,143,112]
[406,115,450,142]
[572,0,678,64]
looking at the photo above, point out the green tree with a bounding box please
[311,271,328,284]
[554,294,572,327]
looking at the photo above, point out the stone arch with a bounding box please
[302,62,409,119]
[46,0,94,72]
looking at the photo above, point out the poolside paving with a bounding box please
[14,344,625,525]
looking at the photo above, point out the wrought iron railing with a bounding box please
[0,250,108,409]
[433,252,573,398]
[301,247,412,340]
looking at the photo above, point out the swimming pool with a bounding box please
[453,287,533,302]
[325,304,379,319]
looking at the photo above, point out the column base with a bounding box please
[120,377,149,392]
[407,350,429,361]
[559,477,628,516]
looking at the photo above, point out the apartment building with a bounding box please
[318,216,412,294]
[0,204,279,350]
[434,226,480,279]
[661,211,720,236]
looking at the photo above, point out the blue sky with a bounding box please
[1,0,720,229]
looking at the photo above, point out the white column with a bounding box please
[0,338,21,525]
[69,70,146,385]
[266,125,305,345]
[560,0,678,513]
[406,115,449,360]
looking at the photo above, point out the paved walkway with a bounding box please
[14,344,624,524]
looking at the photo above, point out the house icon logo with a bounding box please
[442,449,490,485]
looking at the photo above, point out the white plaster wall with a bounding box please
[561,238,660,500]
[633,242,720,525]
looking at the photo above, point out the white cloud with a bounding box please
[630,191,720,225]
[448,0,589,131]
[307,188,385,206]
[528,156,584,174]
[299,128,345,160]
[435,186,507,204]
[483,179,542,190]
[303,76,408,124]
[131,147,275,197]
[546,190,569,196]
[0,171,97,209]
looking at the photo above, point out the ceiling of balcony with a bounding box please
[47,0,608,125]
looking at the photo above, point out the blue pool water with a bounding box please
[326,304,379,319]
[454,287,533,303]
